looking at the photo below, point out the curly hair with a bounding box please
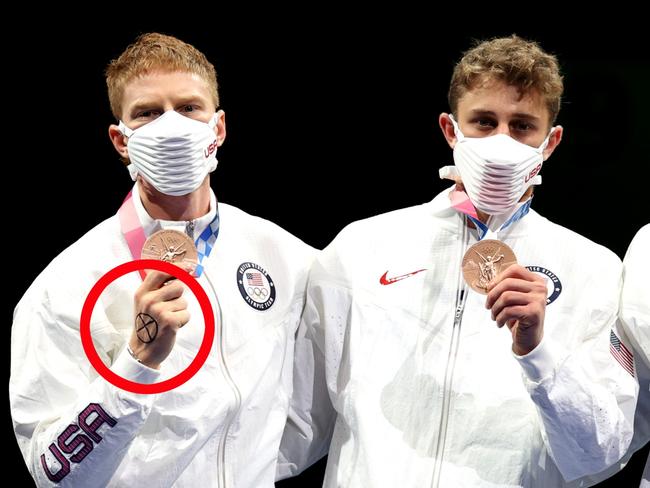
[448,35,563,124]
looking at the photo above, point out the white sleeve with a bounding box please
[276,265,341,479]
[620,224,650,367]
[10,283,160,487]
[514,282,638,481]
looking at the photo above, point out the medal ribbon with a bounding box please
[449,189,531,241]
[118,191,219,279]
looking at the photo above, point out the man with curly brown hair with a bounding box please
[278,35,638,487]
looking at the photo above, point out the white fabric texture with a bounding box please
[615,224,650,488]
[10,185,314,487]
[278,186,638,488]
[621,224,650,367]
[450,115,551,216]
[120,111,220,196]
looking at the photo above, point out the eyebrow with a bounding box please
[128,94,209,115]
[469,109,541,122]
[129,101,158,115]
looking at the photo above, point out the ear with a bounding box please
[542,125,563,160]
[439,113,458,149]
[108,124,129,161]
[214,110,226,146]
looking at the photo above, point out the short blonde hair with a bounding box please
[106,32,219,119]
[448,35,563,124]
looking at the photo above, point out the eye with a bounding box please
[181,105,196,113]
[474,118,497,130]
[136,110,161,119]
[512,120,535,132]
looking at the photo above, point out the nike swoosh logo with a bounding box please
[380,269,427,285]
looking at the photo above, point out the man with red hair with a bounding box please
[11,33,314,487]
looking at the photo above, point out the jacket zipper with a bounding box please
[431,217,469,488]
[204,273,242,488]
[216,300,242,488]
[185,220,195,240]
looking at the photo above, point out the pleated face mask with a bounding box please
[119,110,220,196]
[449,114,554,216]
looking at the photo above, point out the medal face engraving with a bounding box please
[141,229,198,272]
[462,239,517,294]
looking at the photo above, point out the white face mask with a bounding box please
[449,115,554,216]
[119,110,220,196]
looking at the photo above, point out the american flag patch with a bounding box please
[610,331,635,377]
[246,272,264,286]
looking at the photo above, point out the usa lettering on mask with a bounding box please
[448,115,555,216]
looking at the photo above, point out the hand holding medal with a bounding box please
[462,240,547,355]
[125,230,198,369]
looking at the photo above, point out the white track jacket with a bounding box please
[278,187,638,487]
[11,185,314,487]
[560,224,650,486]
[621,224,650,367]
[621,224,650,488]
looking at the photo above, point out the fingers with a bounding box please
[166,296,188,313]
[486,278,537,309]
[136,282,185,314]
[486,266,546,308]
[484,265,547,328]
[158,309,191,330]
[130,267,192,368]
[174,310,191,328]
[493,303,542,329]
[140,270,178,292]
[494,264,544,285]
[148,297,188,316]
[154,280,185,302]
[489,291,530,325]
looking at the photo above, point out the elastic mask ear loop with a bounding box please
[208,110,223,130]
[440,114,465,182]
[449,114,466,141]
[117,122,136,180]
[538,126,559,157]
[118,121,135,138]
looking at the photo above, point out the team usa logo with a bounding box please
[237,262,276,311]
[40,403,117,482]
[525,266,562,305]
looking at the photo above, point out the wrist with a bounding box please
[513,335,561,383]
[111,347,162,384]
[128,339,161,370]
[513,343,536,356]
[513,329,543,356]
[126,343,143,363]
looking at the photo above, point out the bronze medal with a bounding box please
[462,239,517,294]
[141,229,198,272]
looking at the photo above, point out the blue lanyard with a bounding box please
[465,199,532,240]
[193,214,220,277]
[449,189,532,241]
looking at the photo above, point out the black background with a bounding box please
[5,14,649,487]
